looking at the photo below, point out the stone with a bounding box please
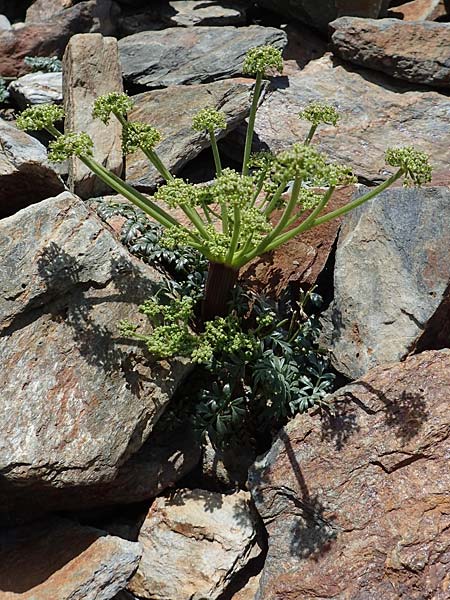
[321,185,450,380]
[389,0,447,21]
[0,14,11,30]
[63,33,123,199]
[0,0,118,77]
[163,1,249,26]
[26,0,77,22]
[126,78,258,190]
[7,71,62,110]
[0,118,64,218]
[0,192,190,518]
[0,516,141,599]
[119,25,287,88]
[249,349,450,600]
[128,489,264,600]
[330,17,450,89]
[229,53,450,183]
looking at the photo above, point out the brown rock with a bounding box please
[389,0,447,20]
[26,0,76,22]
[249,349,450,600]
[63,33,123,199]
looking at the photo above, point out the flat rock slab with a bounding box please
[7,71,62,110]
[0,118,64,218]
[389,0,447,20]
[0,516,141,599]
[164,1,249,26]
[233,54,450,183]
[331,17,450,88]
[126,78,257,190]
[0,192,188,517]
[249,349,450,600]
[321,185,450,379]
[119,25,287,88]
[128,489,263,600]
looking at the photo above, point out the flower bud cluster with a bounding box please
[16,104,64,131]
[212,168,254,208]
[248,151,275,172]
[192,107,226,132]
[297,188,323,210]
[385,146,432,186]
[155,178,198,209]
[92,92,133,124]
[243,45,283,77]
[299,102,340,127]
[122,122,162,154]
[240,207,272,243]
[204,226,230,259]
[275,143,326,182]
[160,225,193,250]
[48,132,93,162]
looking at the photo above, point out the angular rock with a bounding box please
[7,71,62,109]
[163,1,249,26]
[331,17,450,88]
[231,53,450,183]
[0,14,11,30]
[119,25,287,88]
[0,516,141,599]
[0,192,189,517]
[0,118,64,217]
[389,0,447,21]
[321,185,450,379]
[249,349,450,600]
[127,78,258,190]
[63,33,123,198]
[26,0,77,22]
[128,489,264,600]
[0,0,117,77]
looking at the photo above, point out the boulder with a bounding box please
[7,71,62,109]
[0,14,11,30]
[249,349,450,600]
[321,185,450,379]
[26,0,78,22]
[0,0,118,77]
[128,489,264,600]
[0,118,64,218]
[126,78,258,190]
[331,17,450,88]
[119,25,287,88]
[389,0,447,21]
[0,192,190,518]
[163,1,249,26]
[229,53,450,183]
[0,516,141,599]
[63,33,123,199]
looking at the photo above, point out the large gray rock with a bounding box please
[321,185,450,380]
[331,18,450,88]
[230,53,450,183]
[0,516,141,599]
[63,33,123,199]
[165,1,249,26]
[0,192,189,517]
[119,25,287,88]
[7,71,62,110]
[128,489,264,600]
[0,118,64,218]
[126,78,258,190]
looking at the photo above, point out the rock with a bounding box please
[233,573,262,600]
[320,185,450,380]
[389,0,447,21]
[119,25,287,88]
[63,33,123,199]
[128,489,264,600]
[0,192,190,518]
[7,71,62,109]
[249,349,450,600]
[163,1,249,26]
[26,0,77,22]
[0,0,118,77]
[0,118,64,218]
[0,14,11,30]
[230,53,450,183]
[256,0,389,31]
[0,516,141,599]
[126,78,258,190]
[330,17,450,89]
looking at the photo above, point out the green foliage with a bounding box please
[299,101,340,127]
[0,77,8,104]
[24,56,62,73]
[122,121,162,154]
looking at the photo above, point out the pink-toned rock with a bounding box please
[249,349,450,600]
[390,0,447,20]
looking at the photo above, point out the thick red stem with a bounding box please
[202,262,239,321]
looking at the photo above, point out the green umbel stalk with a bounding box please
[242,73,263,177]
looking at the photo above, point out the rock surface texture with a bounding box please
[128,489,264,600]
[164,1,249,26]
[322,185,450,379]
[0,516,141,599]
[0,192,189,518]
[7,71,62,109]
[119,25,287,88]
[0,118,64,218]
[331,17,450,88]
[63,33,123,198]
[389,0,447,20]
[249,349,450,600]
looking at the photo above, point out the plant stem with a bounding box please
[262,177,289,216]
[242,73,263,177]
[305,124,317,145]
[202,261,240,320]
[225,204,241,264]
[209,128,222,176]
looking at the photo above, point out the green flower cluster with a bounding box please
[385,146,432,186]
[298,188,323,210]
[155,178,198,209]
[243,45,284,77]
[240,207,272,243]
[48,131,93,162]
[92,92,133,124]
[213,168,254,208]
[160,225,193,250]
[299,101,340,127]
[192,315,258,363]
[192,107,226,132]
[16,104,64,131]
[122,121,162,154]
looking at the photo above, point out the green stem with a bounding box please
[225,204,241,264]
[263,177,289,216]
[45,124,62,138]
[180,204,210,239]
[305,124,317,145]
[242,73,263,177]
[209,128,222,176]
